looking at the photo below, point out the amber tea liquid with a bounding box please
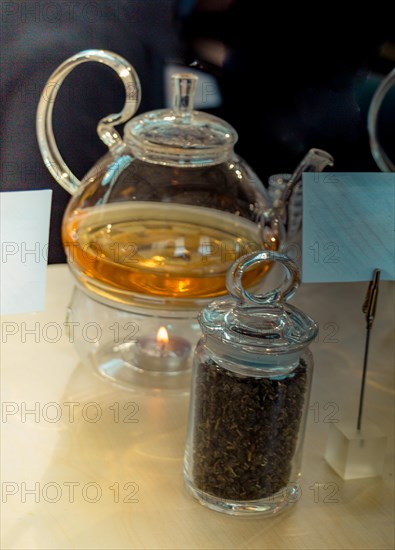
[63,203,274,300]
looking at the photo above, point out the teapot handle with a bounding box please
[36,49,141,195]
[367,67,395,172]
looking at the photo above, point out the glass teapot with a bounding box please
[37,49,333,308]
[36,50,332,389]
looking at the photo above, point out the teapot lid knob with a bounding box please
[172,73,198,116]
[124,70,237,166]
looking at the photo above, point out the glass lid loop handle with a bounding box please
[226,251,300,305]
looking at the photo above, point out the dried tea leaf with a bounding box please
[191,358,307,500]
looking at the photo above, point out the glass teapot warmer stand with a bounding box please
[67,283,201,392]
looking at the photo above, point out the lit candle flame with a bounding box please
[156,326,169,346]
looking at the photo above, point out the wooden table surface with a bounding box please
[1,265,394,549]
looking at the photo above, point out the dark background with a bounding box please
[1,0,394,263]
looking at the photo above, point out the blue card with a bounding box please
[302,173,395,283]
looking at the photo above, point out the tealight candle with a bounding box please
[135,326,191,373]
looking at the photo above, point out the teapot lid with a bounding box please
[124,73,238,166]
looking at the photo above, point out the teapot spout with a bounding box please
[269,148,334,238]
[283,148,334,213]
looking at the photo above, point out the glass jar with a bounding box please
[183,251,318,515]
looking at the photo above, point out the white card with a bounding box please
[302,173,395,283]
[0,190,52,315]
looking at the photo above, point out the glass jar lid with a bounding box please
[199,251,318,363]
[124,73,237,166]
